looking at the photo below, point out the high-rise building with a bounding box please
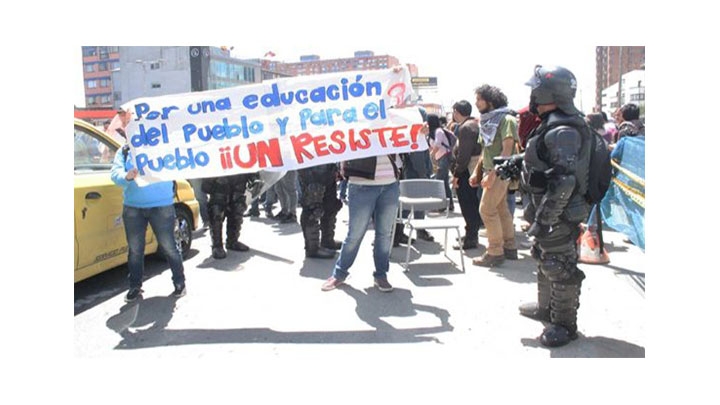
[599,69,645,116]
[80,46,290,109]
[595,46,645,110]
[81,46,121,108]
[268,51,404,77]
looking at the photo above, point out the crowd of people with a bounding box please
[109,65,643,348]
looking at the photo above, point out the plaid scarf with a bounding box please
[479,107,512,146]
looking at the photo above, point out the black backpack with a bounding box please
[585,127,612,205]
[440,128,457,152]
[542,121,611,205]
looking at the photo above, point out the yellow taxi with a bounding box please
[74,118,199,283]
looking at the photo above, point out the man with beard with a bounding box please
[469,84,518,267]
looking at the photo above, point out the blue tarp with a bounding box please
[600,135,645,251]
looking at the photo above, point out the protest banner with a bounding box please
[120,67,425,186]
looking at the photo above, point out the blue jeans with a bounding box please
[332,181,399,280]
[338,178,348,200]
[123,205,185,289]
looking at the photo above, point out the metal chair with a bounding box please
[395,179,465,272]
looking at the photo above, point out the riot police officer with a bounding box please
[298,163,344,259]
[519,65,593,347]
[202,173,256,259]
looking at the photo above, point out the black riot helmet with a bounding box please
[525,65,581,115]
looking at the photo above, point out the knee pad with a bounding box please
[208,202,226,221]
[539,254,574,282]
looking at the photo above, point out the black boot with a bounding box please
[226,201,248,252]
[320,202,343,250]
[212,245,227,259]
[540,269,585,347]
[320,224,342,250]
[321,238,343,250]
[302,212,334,258]
[209,219,226,259]
[393,223,415,247]
[306,246,336,259]
[453,234,478,250]
[519,269,551,322]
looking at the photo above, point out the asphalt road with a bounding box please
[75,201,645,356]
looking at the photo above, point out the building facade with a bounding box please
[599,69,645,116]
[81,46,121,108]
[266,50,404,77]
[80,46,290,109]
[595,46,645,111]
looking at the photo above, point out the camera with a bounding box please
[493,154,524,181]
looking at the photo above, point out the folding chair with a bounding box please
[395,179,465,272]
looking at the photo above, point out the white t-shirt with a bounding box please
[349,155,398,186]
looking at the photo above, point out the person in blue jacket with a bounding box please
[111,145,186,303]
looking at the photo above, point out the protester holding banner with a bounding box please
[201,174,254,259]
[110,142,187,302]
[321,154,402,293]
[118,67,423,267]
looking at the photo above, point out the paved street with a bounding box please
[70,197,648,401]
[75,200,645,359]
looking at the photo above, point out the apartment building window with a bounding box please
[82,47,97,57]
[151,83,161,89]
[98,62,108,71]
[150,62,160,70]
[87,80,97,89]
[85,64,95,72]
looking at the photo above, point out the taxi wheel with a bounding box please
[174,207,193,259]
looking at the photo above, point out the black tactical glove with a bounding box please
[493,154,524,181]
[527,222,550,238]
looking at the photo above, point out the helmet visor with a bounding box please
[525,65,544,89]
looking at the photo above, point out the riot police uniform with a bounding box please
[202,173,256,259]
[519,65,593,347]
[298,163,344,259]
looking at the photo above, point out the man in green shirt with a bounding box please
[469,84,518,267]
